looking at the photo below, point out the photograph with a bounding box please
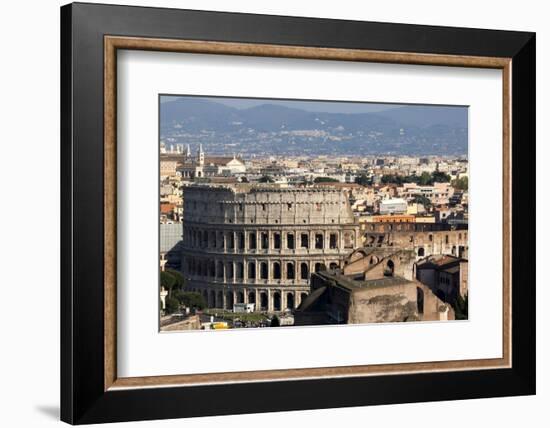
[158,95,469,332]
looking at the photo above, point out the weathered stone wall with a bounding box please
[343,248,416,281]
[302,272,454,325]
[362,222,468,260]
[181,184,361,312]
[348,283,418,324]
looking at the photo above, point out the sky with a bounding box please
[160,95,403,114]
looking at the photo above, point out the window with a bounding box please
[238,232,245,250]
[249,232,256,250]
[287,203,292,210]
[315,233,324,249]
[260,262,268,279]
[287,233,295,249]
[226,262,234,279]
[247,262,256,280]
[209,260,216,277]
[228,232,234,249]
[211,231,217,248]
[286,262,295,280]
[300,263,309,280]
[236,262,244,279]
[216,261,224,279]
[300,233,309,248]
[273,262,281,279]
[261,232,269,249]
[384,260,395,277]
[329,233,337,249]
[273,233,281,249]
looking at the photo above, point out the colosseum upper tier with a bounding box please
[181,184,360,312]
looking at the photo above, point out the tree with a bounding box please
[354,174,371,186]
[418,171,432,185]
[166,269,185,289]
[451,176,468,191]
[453,294,468,320]
[259,175,274,183]
[160,271,176,295]
[174,291,207,310]
[431,171,451,183]
[381,174,404,185]
[412,195,432,210]
[164,296,180,314]
[270,315,280,327]
[313,176,339,183]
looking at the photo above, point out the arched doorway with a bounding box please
[286,262,295,280]
[209,290,216,308]
[260,292,268,311]
[384,259,395,276]
[286,293,295,309]
[273,292,281,311]
[418,247,425,257]
[248,291,256,305]
[226,292,234,310]
[273,262,281,279]
[300,262,309,280]
[260,262,268,279]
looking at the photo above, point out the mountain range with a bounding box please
[160,97,468,156]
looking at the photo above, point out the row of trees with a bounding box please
[161,269,207,314]
[380,171,452,186]
[354,171,453,187]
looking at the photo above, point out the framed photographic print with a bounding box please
[60,2,536,424]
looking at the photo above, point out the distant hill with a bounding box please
[377,105,467,128]
[160,97,468,155]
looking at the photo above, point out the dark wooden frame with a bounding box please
[61,2,536,424]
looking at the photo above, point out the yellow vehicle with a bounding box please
[212,322,229,330]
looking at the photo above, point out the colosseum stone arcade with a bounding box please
[181,184,360,312]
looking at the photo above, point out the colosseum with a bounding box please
[181,184,360,312]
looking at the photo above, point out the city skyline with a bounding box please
[159,95,469,332]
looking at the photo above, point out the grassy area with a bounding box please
[204,309,268,323]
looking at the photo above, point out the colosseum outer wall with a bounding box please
[181,184,361,312]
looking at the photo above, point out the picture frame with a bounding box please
[60,2,535,424]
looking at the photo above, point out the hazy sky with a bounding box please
[160,95,404,114]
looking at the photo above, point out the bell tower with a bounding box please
[197,144,205,166]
